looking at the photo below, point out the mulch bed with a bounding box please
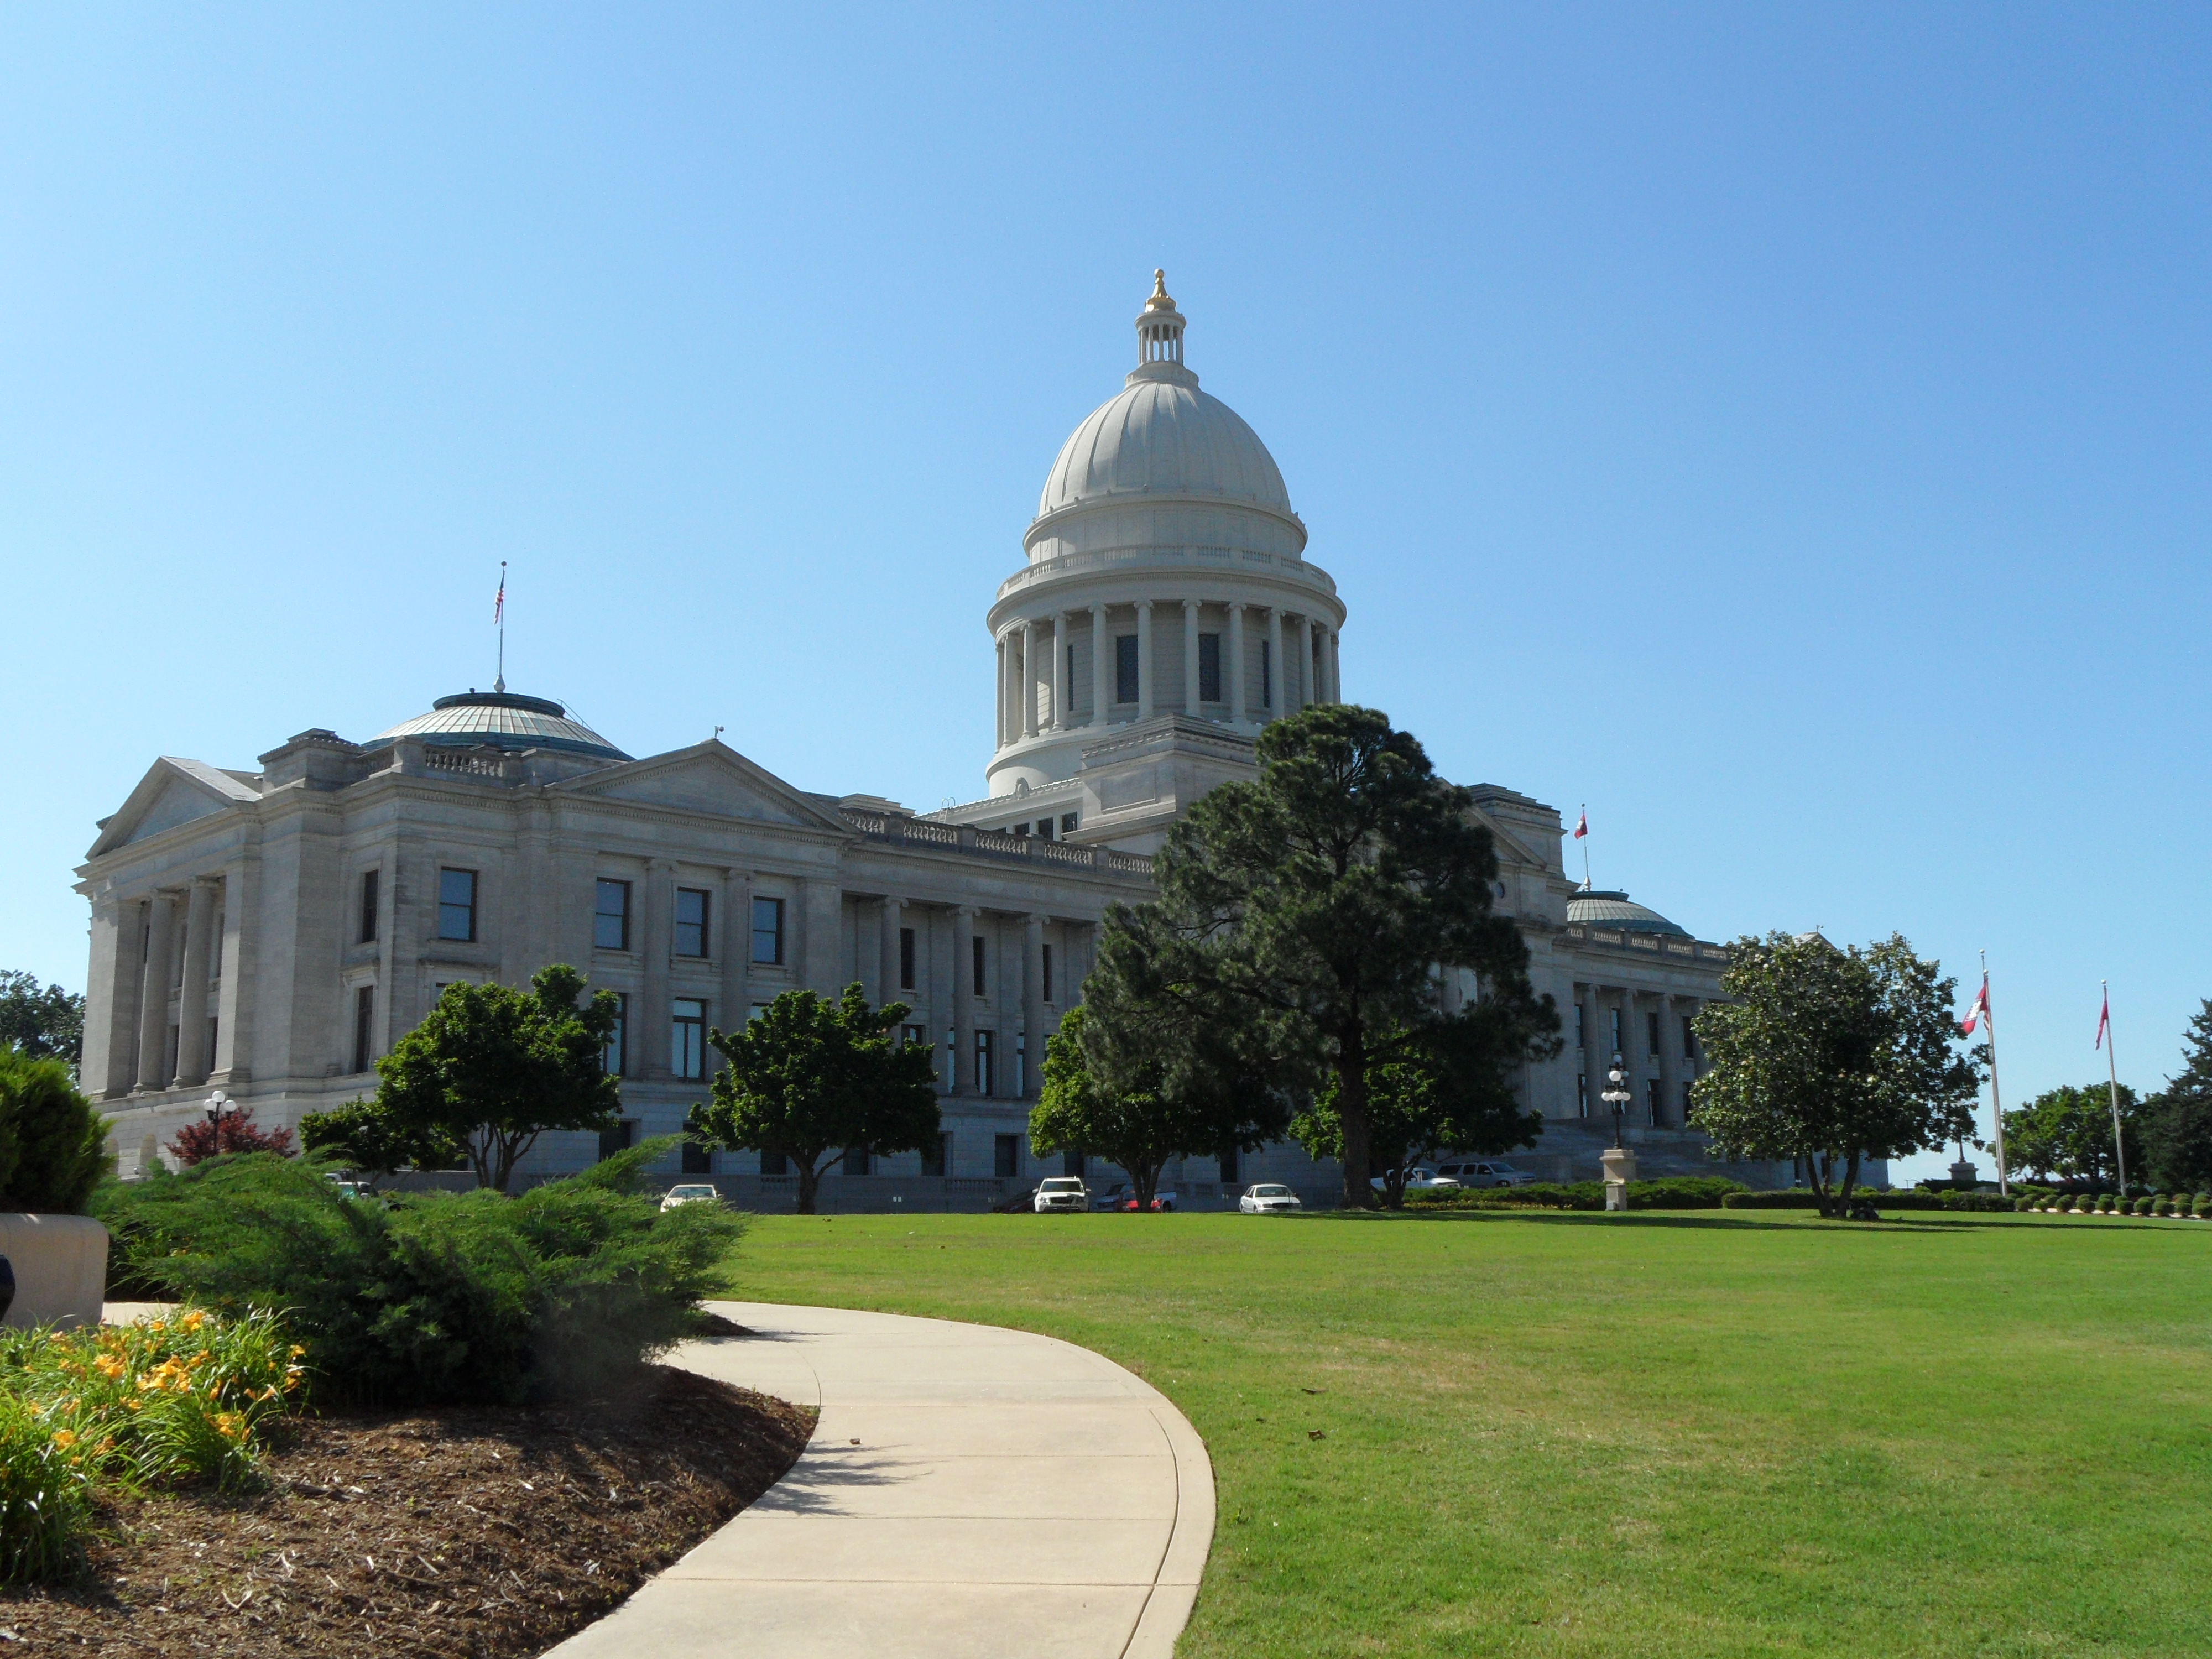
[4,1359,816,1656]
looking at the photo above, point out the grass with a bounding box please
[726,1208,2212,1657]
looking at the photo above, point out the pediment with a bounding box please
[557,741,853,834]
[90,759,259,858]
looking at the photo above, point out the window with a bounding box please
[1647,1010,1661,1057]
[761,1148,788,1175]
[352,984,374,1074]
[594,879,631,951]
[1115,634,1139,703]
[1036,817,1053,841]
[1575,1004,1586,1050]
[437,869,478,942]
[672,998,707,1081]
[1014,822,1030,836]
[1198,632,1222,702]
[681,1141,712,1175]
[1061,812,1078,835]
[1015,1032,1026,1098]
[1062,1150,1086,1177]
[1682,1015,1697,1061]
[358,869,379,945]
[1577,1073,1589,1118]
[598,1119,637,1162]
[1647,1078,1663,1126]
[843,1147,870,1176]
[1608,1008,1623,1057]
[994,1133,1020,1178]
[1261,639,1274,707]
[1042,943,1055,1003]
[1219,1144,1239,1183]
[675,888,711,958]
[975,1029,994,1096]
[920,1132,950,1178]
[1067,644,1077,702]
[897,926,917,990]
[603,993,628,1077]
[973,935,988,997]
[1682,1082,1694,1118]
[751,896,785,965]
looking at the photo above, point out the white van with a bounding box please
[1434,1160,1537,1188]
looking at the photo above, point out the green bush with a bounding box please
[2134,1196,2153,1216]
[0,1048,109,1213]
[1937,1190,2015,1213]
[1409,1176,1747,1212]
[94,1140,745,1406]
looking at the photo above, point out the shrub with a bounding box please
[1937,1190,2015,1213]
[1410,1176,1747,1212]
[96,1140,745,1406]
[164,1103,296,1167]
[2135,1196,2153,1215]
[0,1048,109,1214]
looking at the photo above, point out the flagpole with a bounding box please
[495,560,507,694]
[2103,981,2128,1196]
[1983,950,2008,1198]
[1580,804,1590,890]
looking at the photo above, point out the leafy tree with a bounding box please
[0,1047,109,1213]
[2142,1000,2212,1193]
[1691,932,1980,1218]
[299,1099,463,1190]
[2002,1082,2142,1187]
[370,965,621,1193]
[687,984,940,1215]
[1085,705,1558,1208]
[165,1102,296,1166]
[0,972,84,1068]
[1291,1013,1544,1209]
[1028,1005,1285,1211]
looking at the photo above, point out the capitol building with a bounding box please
[76,275,1790,1200]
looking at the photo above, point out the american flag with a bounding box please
[493,564,506,624]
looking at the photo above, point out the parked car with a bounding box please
[1033,1177,1091,1213]
[660,1183,721,1211]
[1434,1160,1536,1189]
[1119,1188,1178,1211]
[1239,1183,1303,1214]
[1369,1167,1462,1193]
[1091,1182,1128,1211]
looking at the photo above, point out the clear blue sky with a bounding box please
[5,6,2206,1182]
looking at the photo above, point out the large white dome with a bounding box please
[1037,377,1293,520]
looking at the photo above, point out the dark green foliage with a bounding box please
[2002,1082,2141,1186]
[0,1047,109,1213]
[1084,706,1559,1209]
[370,964,621,1192]
[0,973,84,1067]
[1692,933,1981,1218]
[299,1098,463,1187]
[91,1141,742,1406]
[2140,1001,2212,1193]
[1411,1176,1747,1211]
[688,984,940,1215]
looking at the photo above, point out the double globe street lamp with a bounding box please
[1599,1052,1637,1212]
[1600,1053,1634,1149]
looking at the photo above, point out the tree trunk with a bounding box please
[1838,1148,1862,1217]
[795,1159,822,1215]
[1337,1021,1375,1210]
[1808,1150,1833,1218]
[1130,1162,1160,1211]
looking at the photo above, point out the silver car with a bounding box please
[1434,1160,1537,1189]
[1239,1182,1303,1214]
[659,1183,722,1211]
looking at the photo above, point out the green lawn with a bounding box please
[725,1209,2211,1657]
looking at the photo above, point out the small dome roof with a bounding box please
[372,691,629,761]
[1037,378,1294,521]
[1567,889,1689,937]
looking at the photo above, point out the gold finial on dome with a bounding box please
[1144,268,1177,312]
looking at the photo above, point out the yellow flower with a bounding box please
[288,1344,306,1358]
[94,1354,126,1380]
[124,1399,143,1413]
[181,1310,206,1332]
[50,1430,77,1448]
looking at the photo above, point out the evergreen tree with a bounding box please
[2142,1000,2212,1193]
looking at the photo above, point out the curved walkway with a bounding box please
[546,1301,1214,1659]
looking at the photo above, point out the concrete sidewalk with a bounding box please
[545,1300,1214,1659]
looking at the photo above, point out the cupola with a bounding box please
[1129,269,1196,388]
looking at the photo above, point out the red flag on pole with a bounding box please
[1573,809,1588,840]
[2096,987,2110,1051]
[1960,974,1990,1036]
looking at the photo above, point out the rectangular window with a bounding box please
[843,1146,870,1176]
[1647,1010,1662,1057]
[1115,634,1140,703]
[920,1132,950,1178]
[1608,1008,1622,1058]
[994,1132,1019,1178]
[973,935,988,997]
[899,926,916,989]
[681,1141,713,1175]
[1036,817,1053,841]
[672,998,707,1081]
[761,1148,788,1176]
[751,896,785,965]
[975,1029,994,1096]
[1015,1032,1026,1098]
[594,879,632,951]
[1682,1015,1697,1061]
[1575,1004,1586,1050]
[603,992,628,1077]
[358,869,379,945]
[1062,1150,1086,1177]
[1219,1144,1239,1183]
[1198,632,1222,702]
[437,868,478,942]
[1067,644,1077,704]
[1060,812,1078,835]
[1014,822,1030,837]
[352,984,374,1074]
[675,888,711,958]
[1042,943,1055,1003]
[1261,639,1273,707]
[1577,1073,1589,1118]
[1647,1078,1663,1126]
[598,1119,637,1162]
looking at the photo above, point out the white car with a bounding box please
[660,1183,721,1211]
[1369,1167,1463,1193]
[1239,1182,1303,1214]
[1434,1160,1536,1189]
[1033,1177,1091,1213]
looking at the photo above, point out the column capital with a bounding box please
[1181,597,1200,613]
[1135,597,1154,612]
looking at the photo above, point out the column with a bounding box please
[1020,620,1039,739]
[802,879,843,996]
[1620,989,1642,1124]
[134,892,177,1091]
[951,906,976,1097]
[1265,607,1284,717]
[881,897,905,1001]
[1296,615,1314,711]
[721,868,752,1040]
[1182,599,1201,716]
[1050,613,1068,732]
[1089,603,1110,727]
[1577,982,1600,1118]
[1135,601,1155,719]
[1022,913,1047,1101]
[1326,629,1342,703]
[1657,992,1678,1128]
[1227,602,1246,724]
[87,898,144,1100]
[994,636,1008,750]
[1680,997,1703,1088]
[173,877,220,1088]
[215,855,253,1082]
[642,859,675,1078]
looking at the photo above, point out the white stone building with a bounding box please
[76,274,1793,1200]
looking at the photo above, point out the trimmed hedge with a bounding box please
[1720,1188,2017,1214]
[1407,1176,1748,1211]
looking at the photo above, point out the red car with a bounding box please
[1121,1190,1178,1212]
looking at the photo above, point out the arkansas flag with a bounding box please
[1960,975,1990,1037]
[1573,808,1588,841]
[2096,987,2110,1051]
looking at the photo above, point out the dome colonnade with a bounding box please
[982,274,1347,797]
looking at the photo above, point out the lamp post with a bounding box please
[1601,1053,1633,1149]
[204,1089,237,1126]
[1598,1050,1637,1210]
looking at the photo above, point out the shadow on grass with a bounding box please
[1308,1208,2060,1234]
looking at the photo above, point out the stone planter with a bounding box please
[0,1214,110,1331]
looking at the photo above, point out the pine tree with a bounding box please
[2143,1000,2212,1193]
